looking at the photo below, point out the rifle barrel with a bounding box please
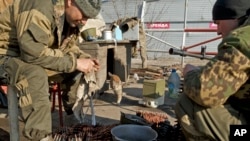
[169,48,212,60]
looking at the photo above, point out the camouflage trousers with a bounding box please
[2,56,81,140]
[175,94,247,141]
[2,57,51,140]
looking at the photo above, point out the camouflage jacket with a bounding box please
[0,0,13,13]
[184,18,250,112]
[0,0,88,73]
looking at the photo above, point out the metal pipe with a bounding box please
[7,85,19,141]
[181,0,188,67]
[140,1,146,23]
[183,36,222,50]
[187,51,217,55]
[145,28,218,32]
[146,33,179,48]
[184,28,217,32]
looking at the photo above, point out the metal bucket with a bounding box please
[111,124,158,141]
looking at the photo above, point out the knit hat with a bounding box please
[212,0,250,20]
[75,0,101,18]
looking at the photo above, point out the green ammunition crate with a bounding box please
[142,79,166,99]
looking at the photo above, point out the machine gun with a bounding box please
[169,46,213,60]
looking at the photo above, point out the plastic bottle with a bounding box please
[113,25,123,40]
[167,69,180,99]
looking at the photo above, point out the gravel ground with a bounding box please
[0,57,208,140]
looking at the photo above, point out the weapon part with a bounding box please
[169,48,213,60]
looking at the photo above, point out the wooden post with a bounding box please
[7,85,19,141]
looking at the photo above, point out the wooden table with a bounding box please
[78,40,137,92]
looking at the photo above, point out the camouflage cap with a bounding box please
[212,0,250,20]
[74,0,101,18]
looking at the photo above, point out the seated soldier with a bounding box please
[175,0,250,140]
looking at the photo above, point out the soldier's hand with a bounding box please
[76,58,100,74]
[92,58,100,71]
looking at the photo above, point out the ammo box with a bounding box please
[141,79,166,108]
[142,79,165,98]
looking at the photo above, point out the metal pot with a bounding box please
[111,124,158,141]
[81,28,97,41]
[103,30,113,40]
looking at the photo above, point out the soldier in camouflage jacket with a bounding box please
[0,0,101,140]
[175,0,250,140]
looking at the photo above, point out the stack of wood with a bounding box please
[130,66,164,79]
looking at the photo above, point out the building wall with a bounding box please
[101,0,220,59]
